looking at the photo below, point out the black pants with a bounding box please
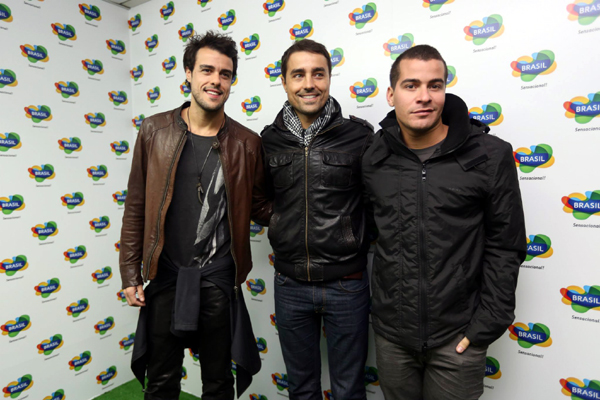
[144,284,234,400]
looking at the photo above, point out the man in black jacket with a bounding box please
[362,45,526,400]
[261,39,373,400]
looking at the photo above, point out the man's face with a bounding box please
[186,47,233,112]
[282,51,331,122]
[387,58,446,135]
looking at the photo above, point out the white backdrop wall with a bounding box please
[0,1,139,399]
[2,0,600,399]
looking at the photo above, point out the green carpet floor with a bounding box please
[94,379,201,399]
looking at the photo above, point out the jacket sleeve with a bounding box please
[250,138,273,226]
[464,142,527,346]
[119,122,148,289]
[361,131,378,244]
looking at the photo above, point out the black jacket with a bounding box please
[262,98,373,281]
[362,94,526,351]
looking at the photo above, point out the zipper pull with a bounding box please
[422,165,427,181]
[234,286,238,299]
[305,146,308,156]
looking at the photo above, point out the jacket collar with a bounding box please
[273,96,344,133]
[175,101,231,141]
[379,93,477,157]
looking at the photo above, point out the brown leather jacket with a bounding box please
[119,102,272,290]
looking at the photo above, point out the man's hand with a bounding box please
[456,336,470,353]
[124,285,146,307]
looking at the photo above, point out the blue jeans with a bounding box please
[274,271,370,400]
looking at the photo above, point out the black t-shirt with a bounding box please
[158,131,231,275]
[411,139,445,163]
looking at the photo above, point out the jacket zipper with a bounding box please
[217,146,239,299]
[303,121,343,281]
[144,129,187,281]
[419,162,428,351]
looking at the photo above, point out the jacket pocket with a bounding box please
[321,151,357,187]
[269,153,294,188]
[341,215,359,250]
[267,213,280,242]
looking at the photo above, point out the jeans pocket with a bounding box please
[274,272,288,286]
[338,274,369,293]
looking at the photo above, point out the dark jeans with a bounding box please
[144,284,234,400]
[375,333,488,400]
[274,271,370,400]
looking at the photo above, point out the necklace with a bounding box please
[187,108,224,205]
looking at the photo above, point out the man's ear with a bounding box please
[185,67,192,86]
[386,86,394,107]
[281,76,287,93]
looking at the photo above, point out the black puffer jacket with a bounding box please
[362,94,526,351]
[262,98,373,281]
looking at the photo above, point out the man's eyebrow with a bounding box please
[197,64,232,75]
[399,78,445,84]
[290,67,326,74]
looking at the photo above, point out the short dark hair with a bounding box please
[389,44,448,89]
[183,30,238,87]
[281,39,331,80]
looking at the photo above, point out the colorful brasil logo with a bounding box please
[66,299,89,317]
[0,4,13,23]
[383,34,415,60]
[242,96,262,116]
[508,322,552,348]
[20,44,49,63]
[61,192,85,208]
[108,90,128,106]
[250,221,265,236]
[133,114,145,130]
[468,103,503,126]
[148,87,161,103]
[0,69,18,88]
[94,317,115,335]
[179,23,195,42]
[264,0,285,16]
[485,357,502,379]
[37,334,63,355]
[511,50,556,82]
[162,56,177,74]
[1,255,28,276]
[218,10,236,30]
[90,216,111,233]
[365,366,380,386]
[264,61,281,81]
[92,267,112,284]
[2,315,31,337]
[106,39,126,55]
[0,132,20,152]
[446,66,457,87]
[181,81,191,97]
[160,2,175,20]
[246,279,267,296]
[423,0,454,11]
[560,377,600,399]
[561,285,600,313]
[25,105,52,123]
[113,190,127,205]
[43,389,65,400]
[562,191,600,219]
[31,222,58,240]
[119,333,135,350]
[111,141,129,156]
[88,165,108,181]
[58,137,83,154]
[82,59,103,75]
[350,78,379,102]
[567,0,600,26]
[2,375,33,398]
[96,366,117,385]
[35,278,61,298]
[289,20,313,41]
[564,91,600,124]
[349,3,378,29]
[525,234,553,261]
[128,14,141,31]
[514,144,554,173]
[464,14,504,45]
[51,23,77,41]
[64,246,87,264]
[28,164,55,182]
[199,0,212,8]
[270,313,277,330]
[250,395,268,400]
[272,373,289,391]
[85,113,106,128]
[330,48,345,68]
[131,65,143,81]
[145,34,159,52]
[69,351,92,370]
[79,4,102,21]
[240,34,260,55]
[55,82,79,98]
[0,195,25,215]
[256,337,268,353]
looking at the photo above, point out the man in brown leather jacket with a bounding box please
[119,31,271,400]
